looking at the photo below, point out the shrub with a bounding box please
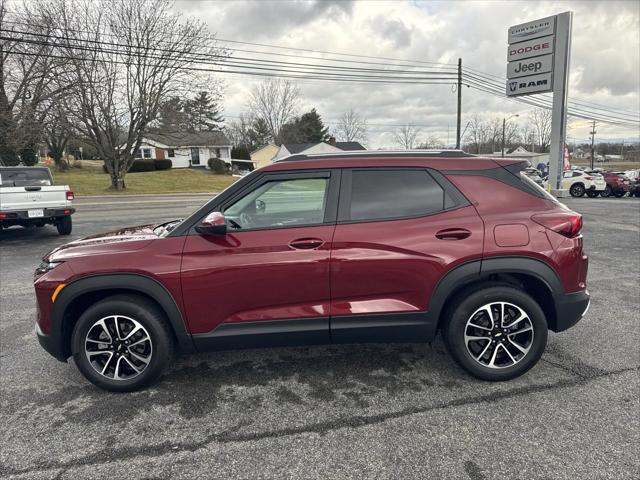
[20,148,38,166]
[231,145,251,160]
[128,158,156,172]
[154,159,172,170]
[0,145,19,166]
[207,157,229,174]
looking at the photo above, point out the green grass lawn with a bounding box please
[51,162,237,196]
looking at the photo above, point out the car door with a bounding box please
[181,170,340,349]
[329,168,483,342]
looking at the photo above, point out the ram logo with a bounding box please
[509,81,518,92]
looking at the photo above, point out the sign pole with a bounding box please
[548,11,572,196]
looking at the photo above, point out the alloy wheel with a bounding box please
[464,302,534,369]
[84,315,153,380]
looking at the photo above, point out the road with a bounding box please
[1,195,638,479]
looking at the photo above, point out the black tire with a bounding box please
[569,183,585,197]
[442,286,548,381]
[614,191,625,198]
[71,294,174,392]
[56,216,72,235]
[586,190,599,198]
[600,185,612,197]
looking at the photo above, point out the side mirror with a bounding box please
[195,211,227,235]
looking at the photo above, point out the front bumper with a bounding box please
[552,290,590,332]
[35,321,68,362]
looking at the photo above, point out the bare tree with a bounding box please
[335,109,367,144]
[393,124,421,149]
[0,0,67,164]
[45,0,222,189]
[464,114,490,154]
[528,108,553,153]
[417,135,444,149]
[247,78,299,144]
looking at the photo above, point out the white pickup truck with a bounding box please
[0,167,75,235]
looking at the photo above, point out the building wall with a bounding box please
[251,144,279,168]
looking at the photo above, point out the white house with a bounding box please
[272,138,366,162]
[486,146,549,167]
[134,131,232,169]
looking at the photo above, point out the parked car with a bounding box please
[628,178,640,198]
[523,167,545,188]
[34,152,589,391]
[598,171,631,197]
[562,169,607,197]
[0,167,75,234]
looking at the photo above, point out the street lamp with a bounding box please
[501,114,519,157]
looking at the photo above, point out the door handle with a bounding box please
[289,238,325,250]
[435,228,472,240]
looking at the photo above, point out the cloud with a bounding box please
[174,0,640,147]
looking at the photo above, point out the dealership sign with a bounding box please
[506,20,557,97]
[505,12,573,195]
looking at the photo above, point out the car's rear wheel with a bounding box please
[56,216,72,235]
[600,185,613,197]
[614,191,625,197]
[569,183,585,197]
[71,294,174,392]
[442,286,548,381]
[586,190,599,198]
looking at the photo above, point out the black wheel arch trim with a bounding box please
[50,273,195,360]
[428,256,567,330]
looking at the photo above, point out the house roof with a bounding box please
[144,131,230,147]
[336,141,366,151]
[282,141,366,154]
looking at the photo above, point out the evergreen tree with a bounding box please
[185,91,224,132]
[231,145,251,160]
[278,108,328,144]
[154,97,186,133]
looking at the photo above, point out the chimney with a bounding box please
[328,136,336,146]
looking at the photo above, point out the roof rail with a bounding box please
[275,149,476,162]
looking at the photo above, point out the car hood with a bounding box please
[45,224,159,262]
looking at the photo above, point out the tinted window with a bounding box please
[349,169,445,221]
[0,168,52,187]
[225,177,328,230]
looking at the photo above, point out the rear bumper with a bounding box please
[552,290,590,332]
[0,208,74,224]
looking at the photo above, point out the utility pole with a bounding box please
[456,58,462,149]
[590,120,596,170]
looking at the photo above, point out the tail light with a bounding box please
[532,212,583,238]
[66,191,74,201]
[0,213,6,219]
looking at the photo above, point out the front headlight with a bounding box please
[35,260,64,276]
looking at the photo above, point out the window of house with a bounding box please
[141,148,152,159]
[348,169,445,221]
[215,148,221,158]
[224,177,329,230]
[167,149,175,158]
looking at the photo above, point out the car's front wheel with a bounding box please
[600,185,613,197]
[569,183,585,197]
[442,286,548,381]
[71,294,174,392]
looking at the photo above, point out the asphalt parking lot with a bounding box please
[1,194,638,479]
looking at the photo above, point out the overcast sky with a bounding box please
[174,0,640,148]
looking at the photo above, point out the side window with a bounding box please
[563,171,573,178]
[224,177,329,230]
[573,171,582,178]
[348,169,445,221]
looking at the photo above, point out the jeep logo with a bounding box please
[514,60,543,74]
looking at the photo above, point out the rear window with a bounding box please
[348,169,446,221]
[0,169,52,187]
[519,171,560,204]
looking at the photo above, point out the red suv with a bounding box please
[34,152,590,391]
